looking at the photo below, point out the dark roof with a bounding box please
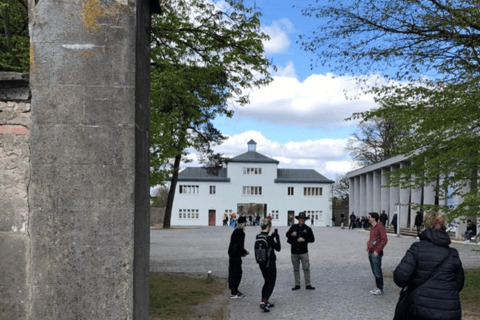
[275,169,334,184]
[177,167,230,182]
[228,151,279,164]
[247,139,257,144]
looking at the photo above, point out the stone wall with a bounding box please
[150,207,165,226]
[0,72,31,319]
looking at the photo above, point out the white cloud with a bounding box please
[184,131,355,180]
[262,19,294,54]
[233,70,386,129]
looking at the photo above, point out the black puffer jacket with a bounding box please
[393,228,464,320]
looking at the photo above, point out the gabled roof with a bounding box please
[228,151,279,164]
[275,169,334,184]
[177,167,230,182]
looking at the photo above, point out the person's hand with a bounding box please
[298,237,305,242]
[291,232,297,237]
[373,251,378,257]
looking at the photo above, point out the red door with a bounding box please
[209,210,216,226]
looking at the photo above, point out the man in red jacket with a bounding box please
[366,212,388,295]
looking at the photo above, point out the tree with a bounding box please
[151,186,169,207]
[332,174,349,200]
[0,0,29,72]
[346,116,398,167]
[150,0,273,228]
[299,0,480,84]
[299,0,480,219]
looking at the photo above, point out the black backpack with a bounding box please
[254,233,271,265]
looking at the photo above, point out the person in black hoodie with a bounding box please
[393,210,464,320]
[286,211,315,290]
[257,218,281,313]
[228,215,249,299]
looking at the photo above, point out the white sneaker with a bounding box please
[370,288,383,295]
[464,240,471,243]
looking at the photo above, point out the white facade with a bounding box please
[171,141,333,227]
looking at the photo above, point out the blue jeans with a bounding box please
[368,251,384,290]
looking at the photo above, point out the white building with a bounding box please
[171,140,334,227]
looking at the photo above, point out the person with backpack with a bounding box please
[227,215,249,299]
[286,211,316,291]
[255,218,281,312]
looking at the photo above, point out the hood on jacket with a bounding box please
[419,228,451,247]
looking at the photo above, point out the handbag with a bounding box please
[393,248,453,320]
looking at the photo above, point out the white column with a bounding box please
[360,174,367,217]
[411,179,422,226]
[355,176,361,217]
[366,172,373,213]
[389,166,400,218]
[373,170,381,213]
[399,163,410,228]
[381,167,390,220]
[349,177,355,216]
[424,179,436,205]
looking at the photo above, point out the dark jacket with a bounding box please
[393,228,464,320]
[286,223,315,254]
[228,228,248,258]
[379,213,388,226]
[391,214,398,226]
[414,213,424,227]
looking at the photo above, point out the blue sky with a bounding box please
[185,0,381,181]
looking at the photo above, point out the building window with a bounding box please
[179,185,199,194]
[303,187,322,196]
[209,185,216,195]
[288,187,294,196]
[243,167,262,175]
[243,186,262,195]
[179,209,200,219]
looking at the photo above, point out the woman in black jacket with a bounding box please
[393,210,464,320]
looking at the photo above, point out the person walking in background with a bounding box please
[223,213,228,227]
[331,216,336,226]
[391,212,398,234]
[340,211,345,229]
[464,220,477,243]
[256,218,281,313]
[286,212,316,291]
[349,212,356,229]
[311,215,315,227]
[230,212,237,229]
[379,210,388,227]
[414,210,424,239]
[227,215,249,299]
[393,210,464,320]
[366,212,388,295]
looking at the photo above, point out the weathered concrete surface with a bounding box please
[150,207,165,226]
[0,73,31,320]
[6,0,159,318]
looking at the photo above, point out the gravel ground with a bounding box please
[150,226,480,320]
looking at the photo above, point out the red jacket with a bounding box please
[367,222,388,253]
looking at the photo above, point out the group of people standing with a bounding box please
[227,212,315,313]
[228,209,464,319]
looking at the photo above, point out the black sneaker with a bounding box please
[260,303,270,312]
[266,301,275,308]
[306,285,316,290]
[292,285,301,291]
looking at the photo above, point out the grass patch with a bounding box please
[461,269,480,320]
[150,273,227,320]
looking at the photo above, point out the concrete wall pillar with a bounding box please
[366,172,373,213]
[381,167,390,219]
[23,0,159,318]
[359,174,366,217]
[373,170,381,213]
[424,180,437,205]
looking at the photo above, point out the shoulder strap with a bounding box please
[413,248,453,290]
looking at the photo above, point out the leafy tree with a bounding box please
[346,115,398,167]
[332,174,349,200]
[150,0,273,228]
[151,186,169,207]
[299,0,480,219]
[0,0,29,72]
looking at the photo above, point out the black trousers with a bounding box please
[259,261,277,301]
[228,257,242,294]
